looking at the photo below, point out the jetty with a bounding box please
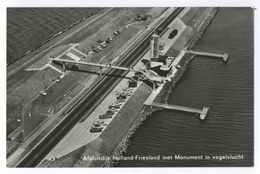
[186,50,229,62]
[147,102,210,120]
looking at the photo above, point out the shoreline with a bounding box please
[105,7,219,167]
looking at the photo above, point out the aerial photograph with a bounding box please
[6,7,253,167]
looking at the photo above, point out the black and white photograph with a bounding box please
[2,0,259,173]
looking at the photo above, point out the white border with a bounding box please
[1,0,259,174]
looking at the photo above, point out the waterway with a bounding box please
[118,7,254,167]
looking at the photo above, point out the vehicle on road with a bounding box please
[106,37,113,42]
[106,110,114,115]
[117,98,125,103]
[113,31,119,36]
[97,120,104,124]
[93,122,101,127]
[39,91,47,96]
[100,43,106,48]
[113,101,122,105]
[117,94,127,99]
[90,127,103,133]
[99,114,113,119]
[109,104,120,109]
[168,29,178,39]
[97,45,103,51]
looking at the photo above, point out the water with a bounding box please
[118,8,254,167]
[7,8,99,64]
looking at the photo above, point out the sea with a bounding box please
[117,7,254,167]
[7,8,99,64]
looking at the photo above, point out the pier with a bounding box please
[186,50,229,62]
[148,102,209,120]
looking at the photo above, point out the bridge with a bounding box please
[147,102,209,120]
[186,50,229,62]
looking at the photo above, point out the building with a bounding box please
[149,34,175,76]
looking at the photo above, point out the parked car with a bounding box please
[90,127,103,133]
[97,45,102,51]
[99,114,113,119]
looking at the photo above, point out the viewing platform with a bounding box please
[147,102,209,120]
[186,50,229,62]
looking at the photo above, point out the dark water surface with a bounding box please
[118,8,254,167]
[7,8,99,64]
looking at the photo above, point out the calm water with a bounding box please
[7,8,99,64]
[118,8,254,167]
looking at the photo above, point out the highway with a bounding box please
[11,7,184,167]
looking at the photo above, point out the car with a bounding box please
[107,37,113,41]
[90,127,103,133]
[39,91,47,96]
[113,31,119,36]
[122,92,131,96]
[109,105,120,109]
[100,43,106,48]
[168,29,178,39]
[117,98,125,103]
[93,122,101,127]
[113,101,122,105]
[97,121,104,124]
[117,94,127,99]
[99,114,112,119]
[97,39,104,44]
[92,48,99,53]
[109,108,118,112]
[123,87,133,92]
[97,45,102,51]
[106,110,114,115]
